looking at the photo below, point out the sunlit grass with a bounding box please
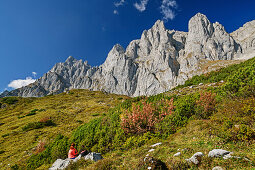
[0,89,129,168]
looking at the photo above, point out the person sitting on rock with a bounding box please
[79,145,89,157]
[68,143,78,159]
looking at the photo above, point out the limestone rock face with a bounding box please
[231,20,255,60]
[231,20,255,52]
[177,13,241,84]
[1,13,255,98]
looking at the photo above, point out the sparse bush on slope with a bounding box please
[1,97,19,105]
[121,98,174,134]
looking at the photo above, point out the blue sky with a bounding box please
[0,0,255,92]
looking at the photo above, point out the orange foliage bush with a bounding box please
[121,98,174,134]
[34,140,46,154]
[196,92,216,118]
[39,117,50,123]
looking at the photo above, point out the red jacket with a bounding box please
[68,147,78,159]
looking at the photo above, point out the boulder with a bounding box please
[186,152,204,165]
[84,152,103,162]
[151,142,162,147]
[212,166,224,170]
[73,154,82,162]
[173,152,181,157]
[142,156,168,169]
[49,159,71,170]
[208,149,230,158]
[148,149,155,152]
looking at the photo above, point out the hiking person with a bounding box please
[68,143,78,159]
[79,145,89,157]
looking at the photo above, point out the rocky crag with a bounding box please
[2,13,255,97]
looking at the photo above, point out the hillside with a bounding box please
[0,90,129,169]
[1,56,254,169]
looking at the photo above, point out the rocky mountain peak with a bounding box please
[112,44,125,53]
[65,56,76,63]
[2,13,255,98]
[0,90,9,98]
[152,20,165,31]
[188,13,214,40]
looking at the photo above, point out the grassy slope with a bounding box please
[0,90,129,169]
[71,57,255,169]
[1,57,255,170]
[85,96,254,170]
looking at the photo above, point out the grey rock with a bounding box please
[49,159,71,170]
[3,13,255,98]
[186,152,204,165]
[208,149,230,158]
[151,142,162,147]
[73,154,82,162]
[222,152,241,160]
[212,166,224,170]
[222,153,233,160]
[84,152,103,162]
[173,152,181,157]
[148,149,155,152]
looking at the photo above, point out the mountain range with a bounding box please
[1,13,255,97]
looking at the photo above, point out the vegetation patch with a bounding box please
[22,118,56,131]
[1,97,19,105]
[174,57,255,91]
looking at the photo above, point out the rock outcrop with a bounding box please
[2,13,255,97]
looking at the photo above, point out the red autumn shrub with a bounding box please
[34,140,46,154]
[196,92,216,119]
[39,117,50,123]
[121,98,174,134]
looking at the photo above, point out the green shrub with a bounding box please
[223,64,255,96]
[66,159,92,170]
[2,97,18,104]
[10,164,19,170]
[51,136,69,160]
[2,133,10,138]
[210,97,255,142]
[174,94,198,120]
[25,109,39,116]
[22,119,56,131]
